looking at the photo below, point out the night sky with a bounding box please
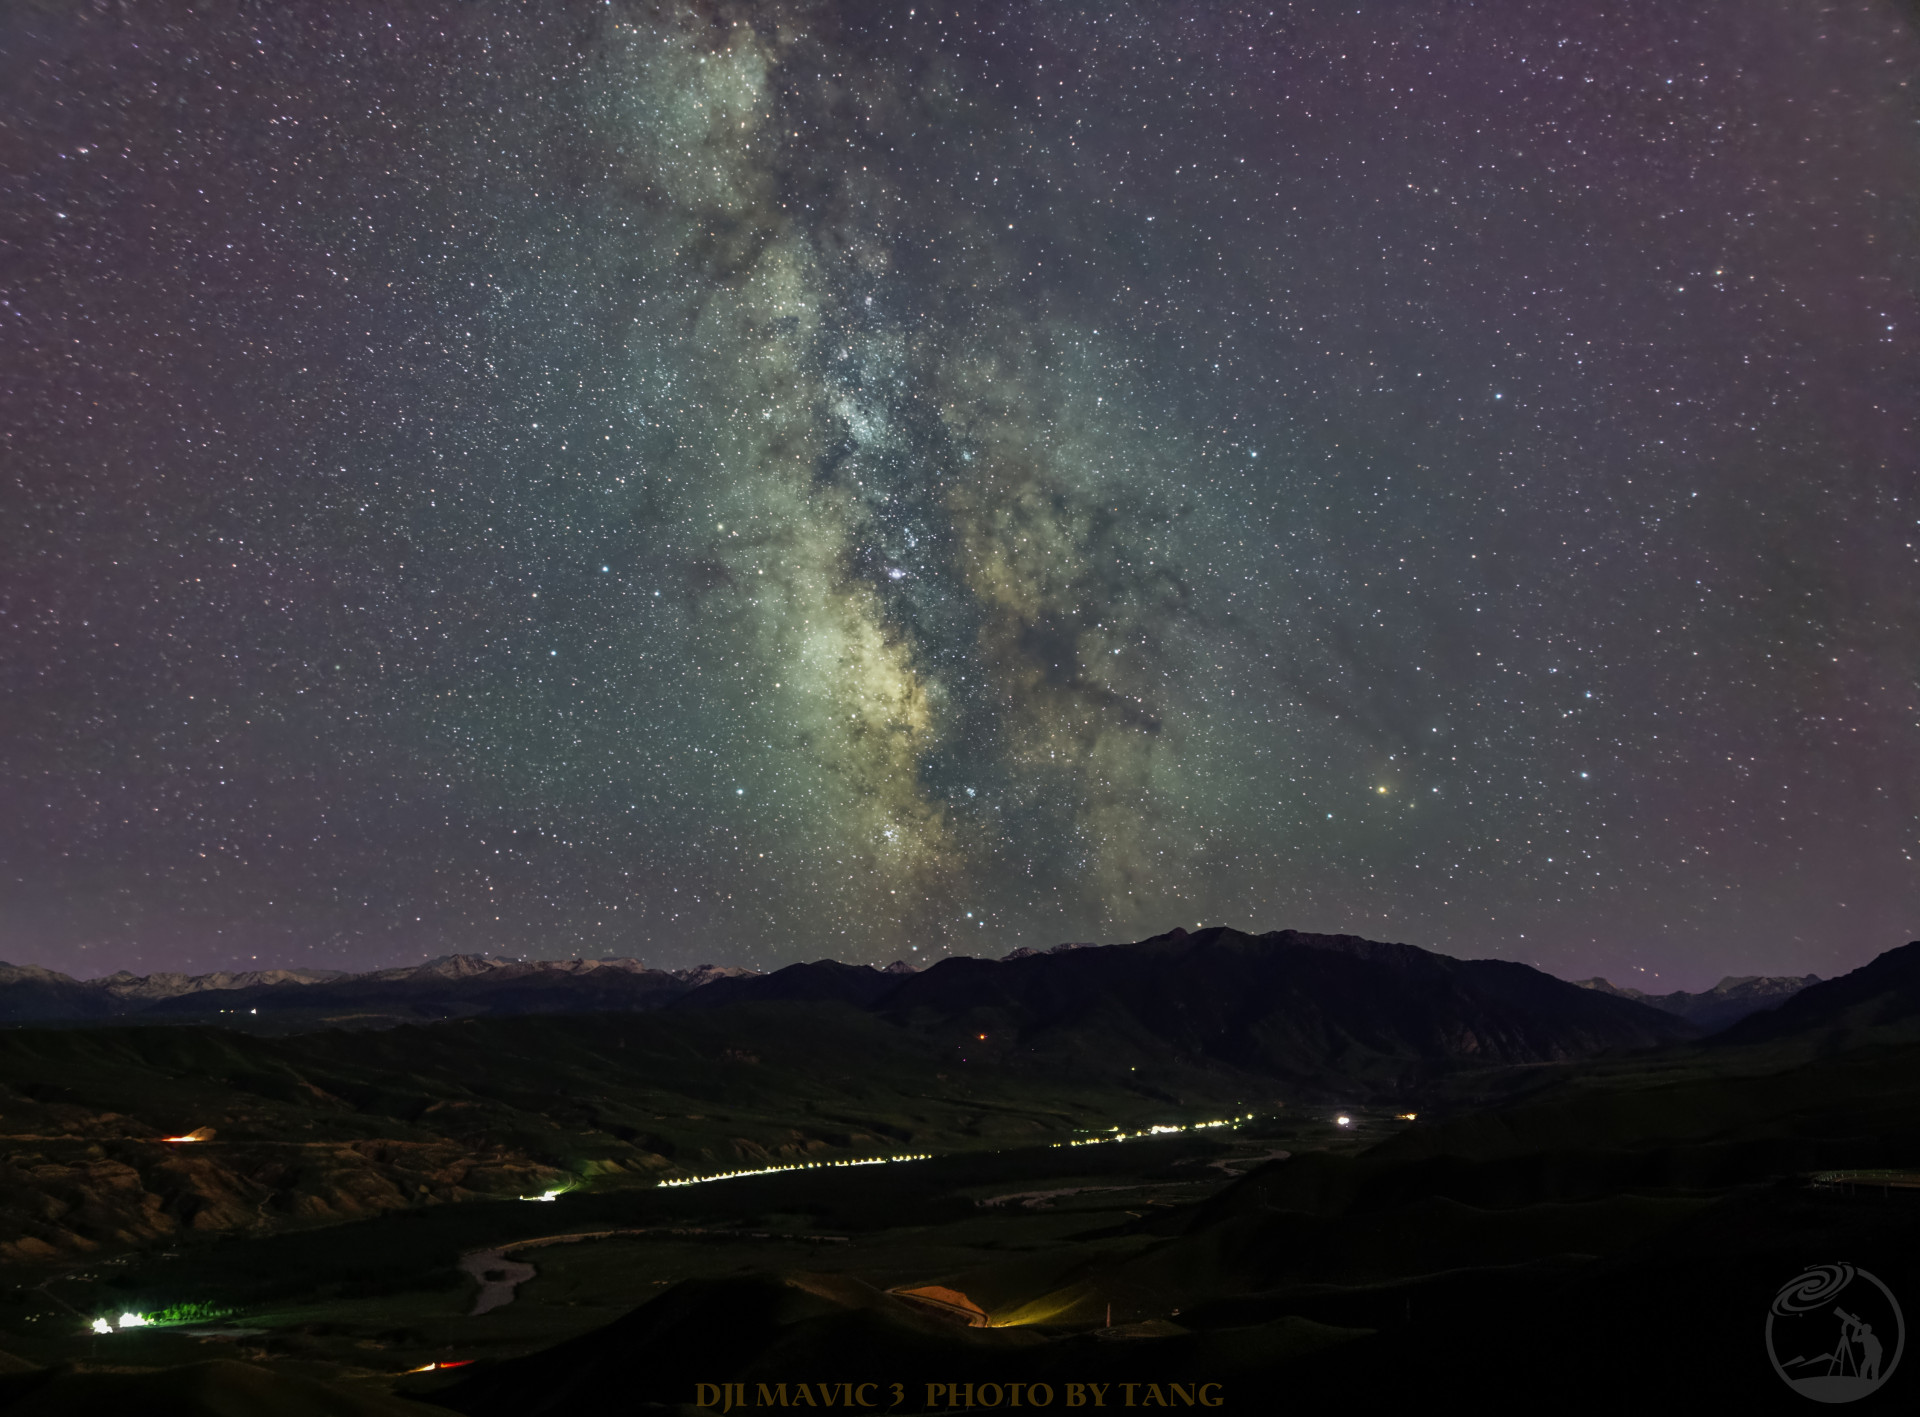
[5,2,1916,989]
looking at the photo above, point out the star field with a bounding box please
[4,2,1916,988]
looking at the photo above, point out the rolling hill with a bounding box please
[0,928,1695,1265]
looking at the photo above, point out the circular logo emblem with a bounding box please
[1766,1264,1905,1403]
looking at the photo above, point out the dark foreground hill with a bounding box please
[0,1357,427,1416]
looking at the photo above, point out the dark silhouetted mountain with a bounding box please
[1709,939,1920,1051]
[1574,972,1820,1032]
[861,927,1697,1090]
[671,928,1698,1090]
[2,932,1697,1084]
[0,963,117,1023]
[671,959,906,1011]
[678,962,760,988]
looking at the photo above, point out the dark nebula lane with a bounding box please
[4,2,1916,988]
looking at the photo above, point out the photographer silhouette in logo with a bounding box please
[1837,1309,1884,1383]
[1767,1264,1904,1402]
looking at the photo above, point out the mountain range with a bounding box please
[0,928,1818,1036]
[0,955,757,1029]
[691,927,1700,1088]
[1709,939,1920,1052]
[1571,970,1821,1031]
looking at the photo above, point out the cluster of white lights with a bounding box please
[657,1154,933,1189]
[90,1313,148,1335]
[1054,1115,1256,1149]
[520,1189,568,1203]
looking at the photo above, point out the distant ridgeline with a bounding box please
[0,955,758,1030]
[0,929,1821,1038]
[1572,971,1822,1032]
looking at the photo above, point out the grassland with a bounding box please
[0,1001,1279,1263]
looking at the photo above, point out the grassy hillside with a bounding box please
[0,928,1704,1267]
[0,1002,1268,1263]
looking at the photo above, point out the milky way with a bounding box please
[5,2,1917,986]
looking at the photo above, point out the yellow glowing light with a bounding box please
[658,1153,932,1189]
[1397,1112,1418,1121]
[1049,1115,1255,1149]
[1376,785,1388,794]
